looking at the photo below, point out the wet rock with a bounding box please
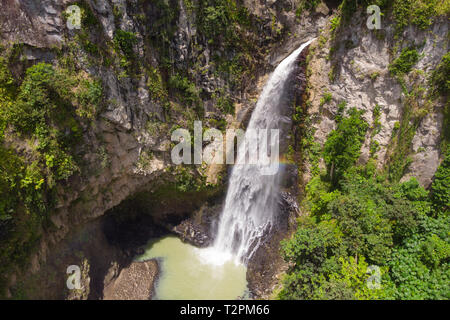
[279,191,300,216]
[247,191,299,299]
[172,219,212,248]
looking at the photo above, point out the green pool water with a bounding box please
[136,236,248,300]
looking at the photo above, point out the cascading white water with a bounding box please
[202,39,315,265]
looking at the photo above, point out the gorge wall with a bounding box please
[303,7,447,189]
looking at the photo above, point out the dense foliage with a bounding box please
[323,107,368,187]
[279,109,450,300]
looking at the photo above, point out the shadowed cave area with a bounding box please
[17,186,222,300]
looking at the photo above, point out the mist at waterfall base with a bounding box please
[138,39,314,299]
[137,237,248,300]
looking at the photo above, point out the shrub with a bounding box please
[168,74,200,107]
[202,5,231,39]
[198,0,242,44]
[0,146,23,221]
[389,47,419,76]
[323,108,368,186]
[8,62,57,132]
[0,57,14,95]
[75,79,103,119]
[146,66,168,102]
[430,52,450,97]
[320,92,333,107]
[431,149,450,213]
[316,256,384,300]
[330,15,341,34]
[113,30,137,58]
[370,140,380,156]
[213,88,234,115]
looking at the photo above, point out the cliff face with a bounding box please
[0,0,447,299]
[303,8,448,189]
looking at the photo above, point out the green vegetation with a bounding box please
[285,35,449,298]
[336,0,448,32]
[328,0,449,48]
[328,66,336,82]
[371,104,382,137]
[323,107,369,186]
[429,52,450,154]
[296,0,321,17]
[370,71,380,81]
[171,166,209,193]
[369,105,382,158]
[430,150,450,213]
[137,150,155,171]
[137,0,263,122]
[191,0,262,89]
[212,89,234,115]
[143,0,179,68]
[0,59,102,289]
[113,30,138,58]
[1,0,448,300]
[442,101,450,154]
[389,47,419,76]
[197,0,251,44]
[370,140,380,157]
[200,0,236,40]
[387,81,432,182]
[75,78,103,119]
[292,93,321,179]
[113,29,138,74]
[392,0,450,35]
[62,1,106,64]
[279,114,450,299]
[73,0,100,28]
[430,52,450,98]
[168,73,201,109]
[386,113,414,181]
[319,92,332,107]
[146,66,168,102]
[5,64,83,182]
[280,58,449,298]
[329,0,388,34]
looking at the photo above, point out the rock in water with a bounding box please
[103,260,158,300]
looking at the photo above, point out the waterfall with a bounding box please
[200,39,315,265]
